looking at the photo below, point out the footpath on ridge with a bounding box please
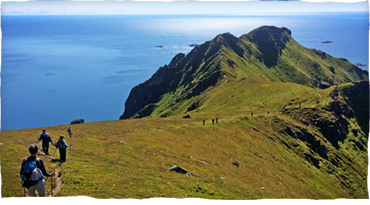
[37,144,64,197]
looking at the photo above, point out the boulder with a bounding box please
[183,114,191,119]
[232,161,241,168]
[169,165,192,176]
[319,81,331,89]
[71,119,84,124]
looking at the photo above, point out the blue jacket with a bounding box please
[38,133,53,145]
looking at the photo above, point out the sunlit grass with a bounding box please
[1,80,367,199]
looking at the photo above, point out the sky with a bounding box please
[0,0,368,16]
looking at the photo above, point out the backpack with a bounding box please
[21,159,43,188]
[56,140,66,149]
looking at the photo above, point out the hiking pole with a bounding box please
[48,171,53,197]
[70,138,72,155]
[23,187,26,197]
[53,146,57,156]
[51,175,53,197]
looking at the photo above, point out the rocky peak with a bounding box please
[168,53,185,69]
[244,26,292,40]
[208,32,244,58]
[241,26,292,67]
[213,32,237,43]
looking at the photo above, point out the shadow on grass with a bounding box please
[51,159,63,163]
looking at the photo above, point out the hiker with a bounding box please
[251,112,253,117]
[203,119,205,125]
[216,117,218,124]
[55,136,71,162]
[67,127,72,138]
[212,119,214,125]
[20,144,54,197]
[38,129,53,155]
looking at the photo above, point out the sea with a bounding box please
[1,13,369,130]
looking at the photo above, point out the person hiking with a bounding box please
[55,136,71,162]
[38,129,53,155]
[20,144,54,197]
[67,127,72,138]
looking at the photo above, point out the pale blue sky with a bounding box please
[1,1,368,16]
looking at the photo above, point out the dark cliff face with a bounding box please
[120,26,368,120]
[241,26,291,67]
[339,81,370,135]
[120,53,185,119]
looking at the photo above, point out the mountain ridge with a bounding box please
[120,26,368,120]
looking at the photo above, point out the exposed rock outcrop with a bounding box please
[71,119,84,124]
[281,81,369,170]
[285,124,328,159]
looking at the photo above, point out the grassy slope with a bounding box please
[1,80,367,199]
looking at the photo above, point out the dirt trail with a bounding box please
[39,150,64,196]
[52,165,63,196]
[47,151,64,196]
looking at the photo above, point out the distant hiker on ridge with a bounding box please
[38,129,53,155]
[67,127,72,138]
[55,136,71,162]
[216,117,218,124]
[212,119,215,125]
[20,144,54,197]
[203,119,205,125]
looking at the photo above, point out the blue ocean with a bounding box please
[1,13,369,130]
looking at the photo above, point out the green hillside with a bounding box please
[0,26,368,199]
[0,80,368,198]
